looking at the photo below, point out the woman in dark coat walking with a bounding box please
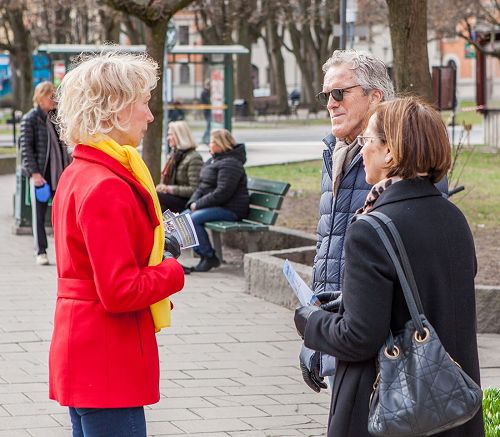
[187,128,249,272]
[294,97,484,437]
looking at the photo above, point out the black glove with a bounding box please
[294,305,320,339]
[300,350,327,393]
[163,234,181,259]
[315,290,342,312]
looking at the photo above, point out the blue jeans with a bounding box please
[69,407,146,437]
[189,207,237,258]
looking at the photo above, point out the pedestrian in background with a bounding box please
[20,81,70,265]
[49,51,184,437]
[200,79,211,144]
[156,120,203,213]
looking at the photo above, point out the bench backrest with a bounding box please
[246,177,291,226]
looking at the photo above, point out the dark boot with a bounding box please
[194,254,221,272]
[181,264,193,275]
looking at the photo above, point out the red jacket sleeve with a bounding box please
[78,177,184,313]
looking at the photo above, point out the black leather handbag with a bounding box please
[357,212,483,437]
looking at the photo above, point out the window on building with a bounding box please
[179,64,190,84]
[178,25,189,45]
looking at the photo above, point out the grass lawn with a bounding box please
[246,151,500,228]
[0,147,16,155]
[449,150,500,227]
[441,100,484,126]
[247,160,322,194]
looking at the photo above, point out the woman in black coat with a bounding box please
[295,97,484,437]
[187,128,249,272]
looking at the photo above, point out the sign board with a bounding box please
[53,61,66,87]
[432,65,457,111]
[464,42,475,59]
[210,67,224,129]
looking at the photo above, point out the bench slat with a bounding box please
[206,220,268,232]
[249,192,284,210]
[248,207,278,225]
[247,177,290,196]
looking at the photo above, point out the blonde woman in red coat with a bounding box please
[49,52,184,437]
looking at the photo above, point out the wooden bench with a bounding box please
[205,177,291,262]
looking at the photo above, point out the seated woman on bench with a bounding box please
[156,121,203,213]
[186,129,249,272]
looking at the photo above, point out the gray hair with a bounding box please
[323,49,394,101]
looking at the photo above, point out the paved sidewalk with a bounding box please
[1,172,499,436]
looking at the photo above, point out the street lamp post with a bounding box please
[162,20,177,154]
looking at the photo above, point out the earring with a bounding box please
[384,154,392,163]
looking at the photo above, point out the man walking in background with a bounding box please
[200,79,211,144]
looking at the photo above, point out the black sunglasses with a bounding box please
[316,84,362,105]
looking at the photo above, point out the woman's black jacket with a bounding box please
[304,177,484,437]
[188,143,249,220]
[20,106,49,177]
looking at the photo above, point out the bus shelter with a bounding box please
[36,44,249,132]
[14,43,249,234]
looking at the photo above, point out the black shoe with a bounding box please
[194,254,221,272]
[181,264,193,275]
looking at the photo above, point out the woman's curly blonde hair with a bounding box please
[56,50,159,145]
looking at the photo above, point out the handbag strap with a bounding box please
[369,211,425,314]
[356,214,425,336]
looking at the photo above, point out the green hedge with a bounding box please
[484,387,500,437]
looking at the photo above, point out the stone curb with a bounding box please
[244,248,500,334]
[0,155,15,175]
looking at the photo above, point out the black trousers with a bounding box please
[30,180,51,255]
[157,192,188,213]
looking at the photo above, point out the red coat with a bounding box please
[49,145,184,408]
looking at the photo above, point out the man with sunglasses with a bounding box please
[298,49,395,393]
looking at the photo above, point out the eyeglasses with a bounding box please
[316,85,362,105]
[357,136,382,146]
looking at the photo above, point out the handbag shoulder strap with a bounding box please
[356,214,425,336]
[369,211,425,313]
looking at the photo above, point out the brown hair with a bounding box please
[210,129,236,153]
[373,97,451,183]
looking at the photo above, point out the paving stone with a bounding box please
[0,415,59,429]
[203,395,279,407]
[145,408,200,421]
[26,427,71,437]
[190,406,268,419]
[0,172,499,437]
[172,418,252,434]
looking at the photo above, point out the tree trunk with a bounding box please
[265,21,289,114]
[8,8,32,113]
[236,23,254,117]
[387,0,433,102]
[99,9,122,43]
[142,21,167,183]
[288,27,319,111]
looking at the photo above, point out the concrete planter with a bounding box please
[243,237,500,334]
[476,285,500,334]
[0,155,16,175]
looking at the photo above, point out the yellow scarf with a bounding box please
[87,135,170,332]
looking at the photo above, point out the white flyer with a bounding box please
[283,259,320,306]
[162,210,199,249]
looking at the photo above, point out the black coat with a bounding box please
[304,178,484,437]
[20,106,49,178]
[188,143,249,219]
